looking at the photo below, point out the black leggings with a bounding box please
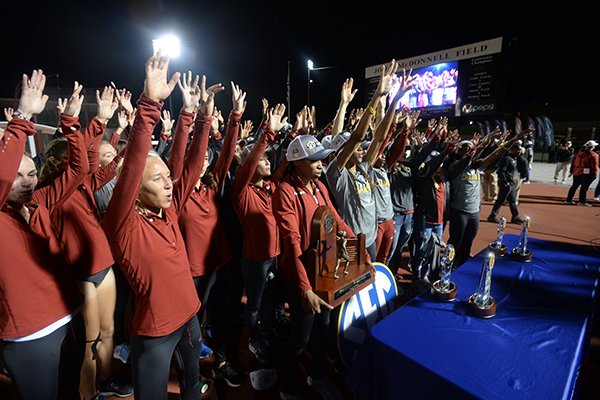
[0,312,85,400]
[448,209,480,267]
[193,272,217,327]
[280,284,330,394]
[130,316,201,400]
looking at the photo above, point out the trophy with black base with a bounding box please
[302,206,375,308]
[467,252,497,318]
[431,244,458,301]
[488,216,508,256]
[511,216,533,262]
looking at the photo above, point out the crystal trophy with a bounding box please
[431,244,458,301]
[467,252,497,318]
[488,216,508,255]
[511,216,533,262]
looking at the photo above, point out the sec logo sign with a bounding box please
[336,263,398,368]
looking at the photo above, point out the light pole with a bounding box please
[307,59,313,107]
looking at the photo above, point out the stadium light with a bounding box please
[152,35,181,58]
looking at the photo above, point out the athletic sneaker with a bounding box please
[113,342,131,364]
[199,377,209,394]
[199,339,213,360]
[97,376,134,398]
[249,338,273,364]
[213,361,245,387]
[578,202,592,207]
[306,376,343,400]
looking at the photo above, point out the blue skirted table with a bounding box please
[350,234,600,400]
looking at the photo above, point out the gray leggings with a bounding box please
[0,312,85,400]
[131,315,201,400]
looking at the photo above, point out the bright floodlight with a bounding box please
[307,59,314,70]
[153,35,181,58]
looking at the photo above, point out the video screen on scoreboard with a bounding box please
[389,61,459,110]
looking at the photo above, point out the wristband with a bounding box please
[12,111,31,121]
[367,105,376,116]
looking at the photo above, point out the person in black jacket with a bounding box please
[487,142,526,224]
[554,141,574,184]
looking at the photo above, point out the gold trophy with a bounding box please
[511,216,533,262]
[467,252,497,318]
[431,244,458,301]
[488,216,508,256]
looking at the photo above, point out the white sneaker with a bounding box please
[594,197,600,201]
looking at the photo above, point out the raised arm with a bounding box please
[174,75,224,211]
[336,59,398,170]
[231,104,284,201]
[104,52,180,234]
[213,81,246,188]
[331,78,357,137]
[0,70,48,207]
[86,86,118,174]
[167,71,201,180]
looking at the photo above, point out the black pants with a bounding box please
[206,259,245,364]
[567,174,596,203]
[193,272,217,328]
[241,257,278,341]
[490,182,519,219]
[112,262,133,345]
[131,316,201,400]
[280,284,330,395]
[0,312,85,400]
[448,209,480,268]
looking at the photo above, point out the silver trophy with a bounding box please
[467,252,497,318]
[511,216,533,262]
[488,216,508,255]
[431,244,458,301]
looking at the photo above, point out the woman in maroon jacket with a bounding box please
[103,53,221,399]
[273,134,355,399]
[41,84,130,399]
[231,104,287,365]
[0,70,87,400]
[167,77,243,383]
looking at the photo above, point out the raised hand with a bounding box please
[96,86,119,124]
[61,81,85,118]
[211,108,220,133]
[128,107,137,127]
[143,51,181,102]
[16,69,49,119]
[240,120,253,140]
[340,78,357,105]
[160,110,174,137]
[177,71,201,113]
[231,81,247,114]
[376,59,399,97]
[4,107,14,122]
[198,75,224,117]
[112,84,134,115]
[117,110,128,130]
[266,104,287,134]
[405,110,421,130]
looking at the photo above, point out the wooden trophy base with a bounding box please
[510,248,533,262]
[431,280,458,302]
[467,295,496,318]
[315,261,375,308]
[488,243,507,256]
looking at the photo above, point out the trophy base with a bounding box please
[431,280,458,302]
[488,243,507,256]
[466,295,496,318]
[510,248,533,262]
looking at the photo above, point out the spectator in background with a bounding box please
[521,140,534,184]
[565,140,599,206]
[554,140,574,184]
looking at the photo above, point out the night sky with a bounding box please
[3,1,599,127]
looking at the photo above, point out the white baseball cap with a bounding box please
[330,131,351,151]
[286,135,334,162]
[321,134,333,149]
[585,140,598,148]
